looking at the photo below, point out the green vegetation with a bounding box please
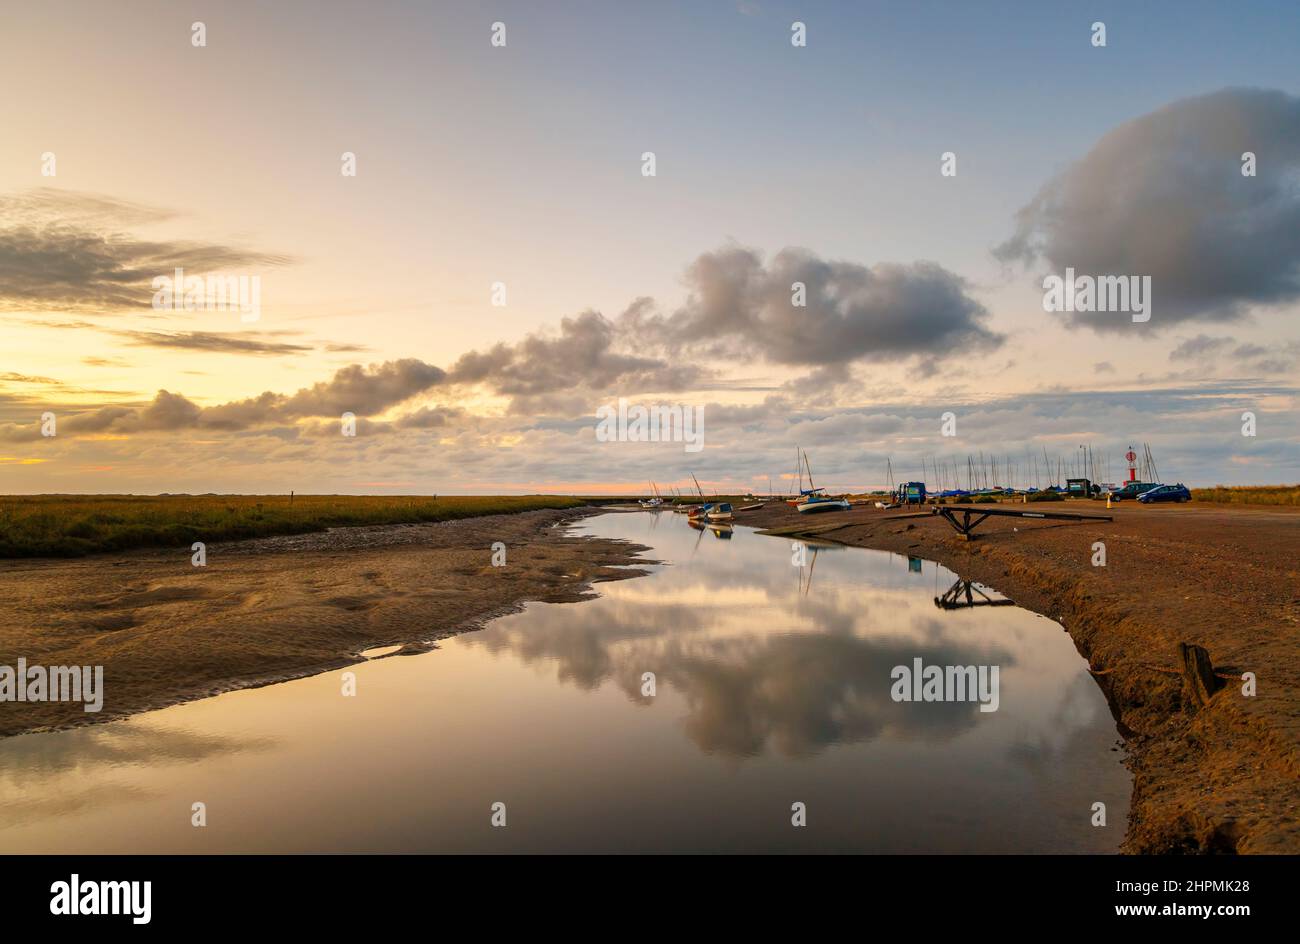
[1190,485,1300,506]
[1027,491,1065,502]
[0,494,586,558]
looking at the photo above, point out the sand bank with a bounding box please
[0,508,648,738]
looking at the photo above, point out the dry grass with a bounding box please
[0,494,585,558]
[1190,485,1300,506]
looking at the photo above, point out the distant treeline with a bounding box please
[0,494,585,558]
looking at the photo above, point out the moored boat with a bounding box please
[706,502,734,521]
[796,497,851,514]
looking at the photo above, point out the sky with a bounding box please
[1,0,1297,494]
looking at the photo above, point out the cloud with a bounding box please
[0,188,291,312]
[0,359,449,442]
[1169,334,1235,361]
[660,246,1001,365]
[996,88,1300,331]
[440,246,997,409]
[280,359,446,416]
[447,308,708,405]
[1166,334,1300,375]
[113,330,313,356]
[396,406,463,429]
[0,372,61,385]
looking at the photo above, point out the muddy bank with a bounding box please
[0,508,649,738]
[738,499,1300,854]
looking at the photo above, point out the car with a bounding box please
[1106,481,1161,502]
[1137,483,1192,503]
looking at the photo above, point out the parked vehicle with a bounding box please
[896,482,927,505]
[1137,483,1192,503]
[1106,481,1160,502]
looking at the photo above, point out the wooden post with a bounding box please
[1177,642,1223,709]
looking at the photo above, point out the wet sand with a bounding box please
[0,508,649,738]
[736,499,1300,854]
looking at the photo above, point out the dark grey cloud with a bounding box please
[447,308,708,402]
[660,246,1001,365]
[439,246,996,409]
[281,359,446,416]
[113,330,312,356]
[0,188,290,311]
[996,88,1300,331]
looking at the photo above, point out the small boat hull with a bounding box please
[796,498,851,514]
[706,502,734,522]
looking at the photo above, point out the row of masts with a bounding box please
[894,442,1159,493]
[647,442,1161,498]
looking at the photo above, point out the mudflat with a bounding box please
[0,508,648,738]
[738,499,1300,853]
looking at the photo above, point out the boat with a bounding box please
[686,502,713,520]
[737,501,766,512]
[685,473,714,519]
[706,502,734,522]
[796,497,851,514]
[789,450,851,512]
[786,449,832,505]
[638,481,664,508]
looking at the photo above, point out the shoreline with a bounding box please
[736,499,1300,854]
[0,507,651,739]
[4,499,1296,853]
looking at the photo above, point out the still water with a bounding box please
[0,512,1129,853]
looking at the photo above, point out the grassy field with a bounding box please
[0,494,586,558]
[1190,485,1300,506]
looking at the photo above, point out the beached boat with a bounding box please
[796,497,851,514]
[686,503,713,520]
[638,481,665,508]
[706,502,734,522]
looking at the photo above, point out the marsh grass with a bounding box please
[1190,485,1300,506]
[0,494,585,558]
